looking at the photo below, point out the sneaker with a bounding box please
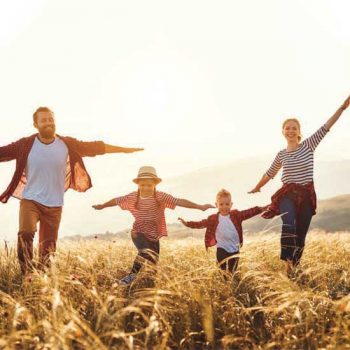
[118,273,137,286]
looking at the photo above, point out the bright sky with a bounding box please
[0,0,349,240]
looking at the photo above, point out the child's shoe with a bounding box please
[118,273,137,285]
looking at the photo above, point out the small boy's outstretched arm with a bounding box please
[176,199,214,211]
[178,217,208,229]
[239,205,269,221]
[92,198,117,210]
[178,217,188,226]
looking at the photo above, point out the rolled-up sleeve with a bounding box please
[64,136,105,157]
[0,141,19,162]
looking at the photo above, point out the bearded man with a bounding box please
[0,106,143,274]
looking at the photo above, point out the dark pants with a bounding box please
[216,248,239,273]
[279,195,313,265]
[131,233,160,274]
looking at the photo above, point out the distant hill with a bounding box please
[166,157,350,209]
[241,194,350,233]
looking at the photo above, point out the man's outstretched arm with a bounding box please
[63,136,143,157]
[104,144,144,154]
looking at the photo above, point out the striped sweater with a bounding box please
[266,124,329,185]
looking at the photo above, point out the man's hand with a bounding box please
[104,144,144,154]
[122,147,144,153]
[92,204,104,210]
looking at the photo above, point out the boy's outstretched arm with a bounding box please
[176,199,214,211]
[92,198,118,210]
[178,217,188,226]
[178,217,208,229]
[238,205,269,221]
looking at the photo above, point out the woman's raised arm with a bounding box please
[325,95,350,131]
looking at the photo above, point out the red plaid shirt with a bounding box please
[0,134,105,203]
[185,207,263,249]
[262,182,317,219]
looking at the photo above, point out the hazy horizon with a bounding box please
[1,157,350,242]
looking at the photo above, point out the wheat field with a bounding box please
[1,231,350,349]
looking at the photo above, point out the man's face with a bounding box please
[34,111,56,139]
[216,196,233,215]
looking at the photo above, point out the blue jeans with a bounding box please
[131,233,160,274]
[279,194,313,265]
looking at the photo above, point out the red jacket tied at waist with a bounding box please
[262,182,317,220]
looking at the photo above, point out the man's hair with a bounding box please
[216,188,231,201]
[33,107,54,123]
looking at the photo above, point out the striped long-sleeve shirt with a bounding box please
[266,124,329,185]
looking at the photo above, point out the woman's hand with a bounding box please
[341,95,350,111]
[92,204,104,210]
[248,187,260,194]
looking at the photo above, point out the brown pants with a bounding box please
[18,199,62,274]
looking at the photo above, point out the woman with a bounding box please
[249,96,350,274]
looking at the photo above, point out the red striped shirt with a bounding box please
[115,191,179,241]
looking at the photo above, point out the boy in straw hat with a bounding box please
[93,166,214,285]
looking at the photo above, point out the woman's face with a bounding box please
[137,179,157,197]
[282,120,300,143]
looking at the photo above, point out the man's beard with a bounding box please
[38,125,56,139]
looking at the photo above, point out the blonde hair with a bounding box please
[282,118,302,141]
[216,189,231,201]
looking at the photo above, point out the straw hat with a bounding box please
[133,166,162,184]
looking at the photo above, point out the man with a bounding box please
[0,106,143,274]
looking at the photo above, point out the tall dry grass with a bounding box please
[1,231,350,349]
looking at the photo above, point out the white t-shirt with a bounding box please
[215,214,240,253]
[23,137,68,207]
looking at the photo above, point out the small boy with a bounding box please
[178,189,268,273]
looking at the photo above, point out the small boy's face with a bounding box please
[216,195,232,215]
[137,179,157,197]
